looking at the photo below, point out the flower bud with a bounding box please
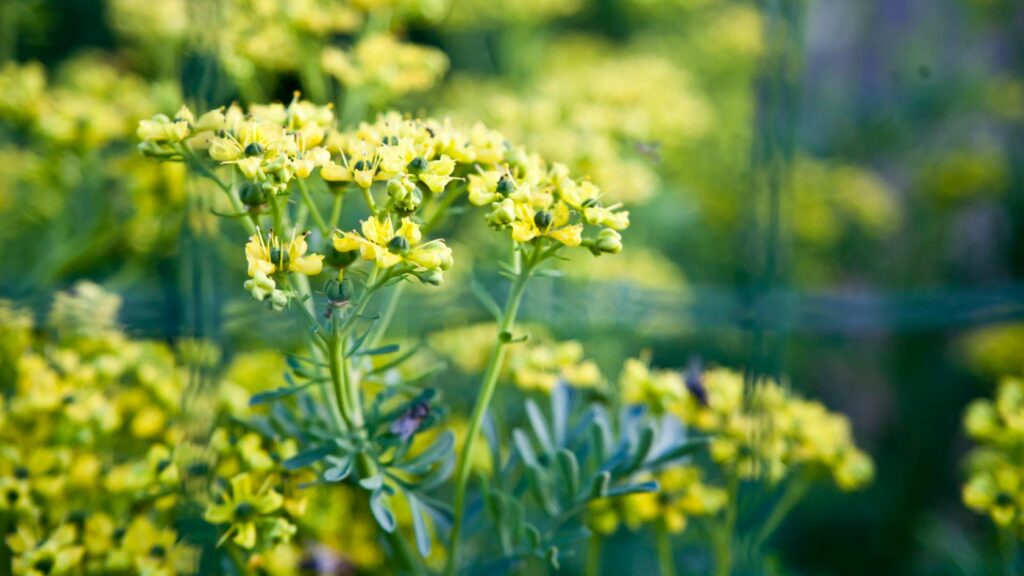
[244,142,265,157]
[533,210,553,231]
[407,156,428,174]
[594,228,622,254]
[388,235,410,253]
[324,278,352,304]
[496,174,516,195]
[270,289,289,311]
[414,268,444,286]
[485,198,516,228]
[388,177,422,214]
[244,272,276,302]
[239,181,267,207]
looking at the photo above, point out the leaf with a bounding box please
[360,475,384,491]
[417,451,455,492]
[551,383,570,447]
[527,464,559,515]
[323,456,352,483]
[283,445,333,470]
[556,449,580,497]
[513,429,538,468]
[471,279,503,322]
[586,471,611,500]
[400,431,454,474]
[621,423,656,474]
[604,480,659,498]
[345,326,374,356]
[409,496,432,557]
[352,344,400,357]
[526,400,554,455]
[533,268,564,278]
[370,489,396,533]
[647,437,709,468]
[249,382,316,406]
[368,340,424,375]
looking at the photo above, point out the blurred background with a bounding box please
[1,0,1023,574]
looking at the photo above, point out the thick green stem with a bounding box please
[585,533,602,576]
[445,252,533,576]
[329,313,355,430]
[656,523,676,576]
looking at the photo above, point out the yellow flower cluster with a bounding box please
[507,340,603,393]
[0,288,197,575]
[0,56,177,148]
[670,369,875,490]
[322,34,449,102]
[429,323,602,393]
[443,38,711,204]
[962,377,1024,535]
[588,466,727,535]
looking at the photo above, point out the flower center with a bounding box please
[388,235,410,254]
[234,502,256,522]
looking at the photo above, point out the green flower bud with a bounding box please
[324,278,352,304]
[415,269,444,286]
[244,142,264,157]
[485,198,516,228]
[269,247,291,270]
[594,228,623,254]
[533,210,554,231]
[496,175,516,195]
[269,289,289,311]
[388,235,410,253]
[239,181,267,206]
[407,156,428,174]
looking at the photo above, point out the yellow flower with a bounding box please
[204,473,290,549]
[136,113,190,143]
[7,524,85,576]
[245,230,324,278]
[510,201,582,247]
[333,216,452,271]
[416,154,457,194]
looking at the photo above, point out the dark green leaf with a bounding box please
[283,445,333,470]
[353,344,400,357]
[604,480,659,498]
[526,400,554,455]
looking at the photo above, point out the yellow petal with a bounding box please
[548,224,583,247]
[321,161,353,182]
[333,232,362,252]
[290,254,324,276]
[397,218,422,245]
[362,216,393,245]
[511,221,537,243]
[233,523,257,549]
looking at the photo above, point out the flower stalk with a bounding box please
[446,246,536,576]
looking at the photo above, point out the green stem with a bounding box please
[179,146,258,234]
[329,313,355,430]
[445,250,534,576]
[361,185,378,215]
[585,533,602,576]
[713,476,740,576]
[656,523,676,576]
[753,472,810,550]
[329,190,345,229]
[296,178,329,236]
